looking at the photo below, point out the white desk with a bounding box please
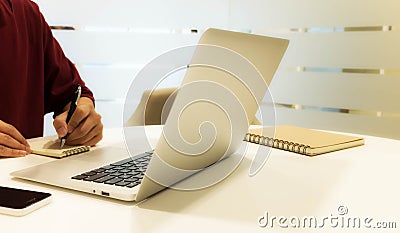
[1,126,399,233]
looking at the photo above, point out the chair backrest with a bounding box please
[36,0,400,139]
[125,88,177,126]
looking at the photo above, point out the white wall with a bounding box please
[37,0,400,139]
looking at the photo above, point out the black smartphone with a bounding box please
[0,186,52,216]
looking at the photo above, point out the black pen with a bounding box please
[60,85,82,148]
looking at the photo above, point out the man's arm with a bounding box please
[53,97,103,146]
[34,3,103,146]
[0,120,31,157]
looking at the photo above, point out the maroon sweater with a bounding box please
[0,0,94,138]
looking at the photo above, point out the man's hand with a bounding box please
[53,97,103,146]
[0,120,31,157]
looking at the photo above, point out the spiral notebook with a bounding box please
[245,125,364,156]
[28,136,90,158]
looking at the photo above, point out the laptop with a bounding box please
[11,28,289,202]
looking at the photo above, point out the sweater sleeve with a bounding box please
[35,4,94,116]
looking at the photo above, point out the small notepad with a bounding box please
[28,136,90,158]
[245,125,364,156]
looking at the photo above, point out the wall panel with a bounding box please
[34,0,400,139]
[35,0,230,29]
[230,0,400,28]
[269,71,400,112]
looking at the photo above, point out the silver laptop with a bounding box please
[11,28,289,202]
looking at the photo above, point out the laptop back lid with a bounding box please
[136,28,289,201]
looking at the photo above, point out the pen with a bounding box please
[60,85,82,148]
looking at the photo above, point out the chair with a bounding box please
[125,88,261,126]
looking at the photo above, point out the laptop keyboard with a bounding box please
[71,151,153,188]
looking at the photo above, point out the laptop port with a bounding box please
[101,191,110,196]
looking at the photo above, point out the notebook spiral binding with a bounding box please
[62,146,90,156]
[244,133,311,155]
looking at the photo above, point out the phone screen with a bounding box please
[0,186,51,209]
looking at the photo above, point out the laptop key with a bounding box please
[121,163,133,167]
[82,171,97,176]
[110,158,133,166]
[131,172,142,177]
[84,173,108,181]
[101,165,114,170]
[119,174,132,179]
[104,169,117,173]
[127,165,138,170]
[138,167,146,172]
[115,181,131,187]
[72,174,87,180]
[126,182,139,188]
[92,168,105,173]
[127,171,140,176]
[109,172,124,177]
[104,177,123,185]
[124,177,139,183]
[136,163,148,167]
[93,175,114,183]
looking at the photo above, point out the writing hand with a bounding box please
[53,97,103,146]
[0,120,31,157]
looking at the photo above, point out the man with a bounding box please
[0,0,103,157]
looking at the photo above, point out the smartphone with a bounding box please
[0,186,52,216]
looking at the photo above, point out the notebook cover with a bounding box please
[246,125,364,156]
[28,136,90,158]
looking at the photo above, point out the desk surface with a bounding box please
[1,126,399,233]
